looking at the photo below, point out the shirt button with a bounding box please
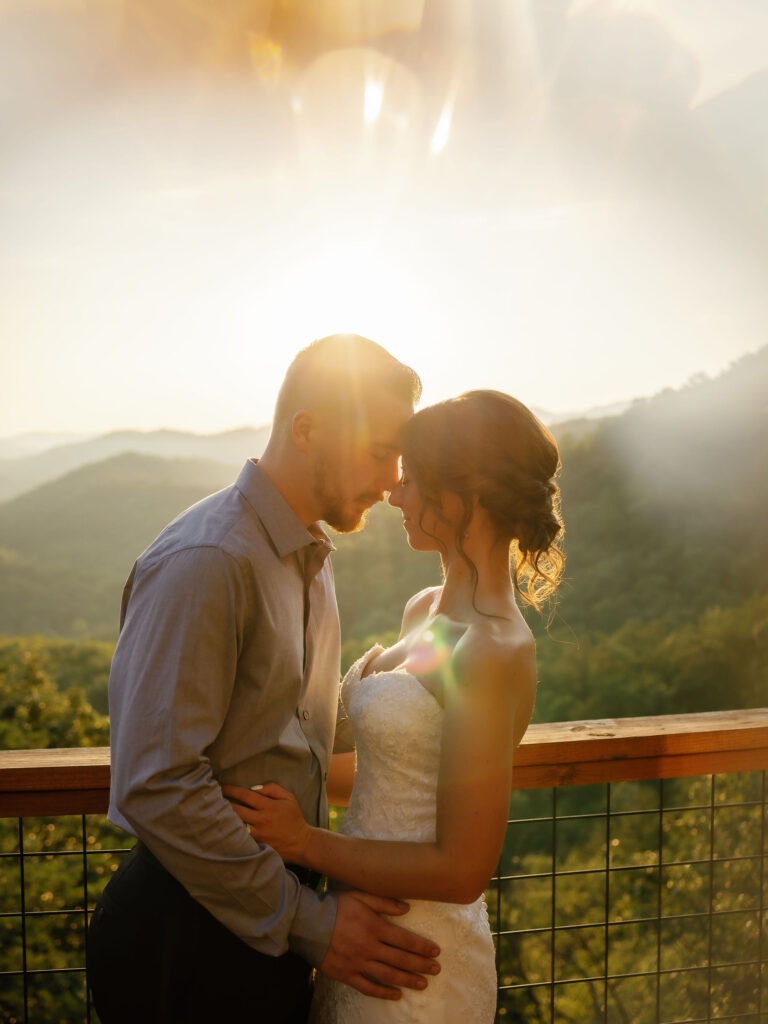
[302,709,310,721]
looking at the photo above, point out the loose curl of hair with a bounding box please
[399,390,565,615]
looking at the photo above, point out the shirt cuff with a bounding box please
[288,884,338,967]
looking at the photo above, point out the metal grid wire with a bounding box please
[0,771,765,1023]
[490,771,767,1023]
[0,816,132,1024]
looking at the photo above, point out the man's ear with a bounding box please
[290,410,316,454]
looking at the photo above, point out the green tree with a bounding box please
[0,645,109,750]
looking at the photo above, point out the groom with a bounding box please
[87,335,440,1023]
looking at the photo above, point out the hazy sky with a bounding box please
[2,0,767,436]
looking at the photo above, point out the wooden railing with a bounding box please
[2,708,767,815]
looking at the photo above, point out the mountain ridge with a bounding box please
[0,425,270,503]
[4,347,760,504]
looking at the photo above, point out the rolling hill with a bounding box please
[0,454,240,636]
[0,425,269,502]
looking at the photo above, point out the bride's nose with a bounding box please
[388,486,403,508]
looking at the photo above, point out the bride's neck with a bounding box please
[434,539,516,621]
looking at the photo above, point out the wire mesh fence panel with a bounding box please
[0,770,764,1023]
[493,772,767,1023]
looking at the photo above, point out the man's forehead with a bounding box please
[365,392,413,428]
[327,391,412,448]
[366,402,413,449]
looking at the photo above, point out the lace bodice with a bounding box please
[309,647,497,1024]
[339,646,444,844]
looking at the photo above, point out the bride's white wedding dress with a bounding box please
[310,647,497,1024]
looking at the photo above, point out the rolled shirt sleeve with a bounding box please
[109,517,339,965]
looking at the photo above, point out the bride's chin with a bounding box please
[405,531,438,553]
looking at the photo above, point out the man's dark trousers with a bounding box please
[87,843,314,1024]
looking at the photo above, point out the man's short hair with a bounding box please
[273,334,422,431]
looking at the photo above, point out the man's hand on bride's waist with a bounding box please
[222,782,313,865]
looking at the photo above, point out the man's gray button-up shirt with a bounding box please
[108,459,353,966]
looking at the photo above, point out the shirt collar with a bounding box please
[235,459,335,559]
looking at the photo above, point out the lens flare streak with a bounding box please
[364,78,384,123]
[430,102,453,154]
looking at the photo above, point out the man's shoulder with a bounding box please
[138,483,270,573]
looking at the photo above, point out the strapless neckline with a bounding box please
[355,645,444,708]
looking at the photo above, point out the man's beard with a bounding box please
[325,504,370,534]
[313,459,374,534]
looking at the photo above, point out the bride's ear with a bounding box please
[439,490,472,528]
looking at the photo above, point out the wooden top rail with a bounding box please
[514,707,768,788]
[1,708,767,817]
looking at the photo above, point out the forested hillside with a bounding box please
[0,453,237,636]
[555,348,767,635]
[336,346,768,653]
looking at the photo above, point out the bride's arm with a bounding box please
[326,752,355,807]
[225,633,535,903]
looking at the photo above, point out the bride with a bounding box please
[224,390,564,1023]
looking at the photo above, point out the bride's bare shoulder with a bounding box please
[452,619,536,698]
[399,586,441,638]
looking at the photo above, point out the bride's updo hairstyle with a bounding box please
[399,390,565,612]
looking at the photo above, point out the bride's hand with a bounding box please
[221,782,311,864]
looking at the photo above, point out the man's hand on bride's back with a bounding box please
[322,890,441,1000]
